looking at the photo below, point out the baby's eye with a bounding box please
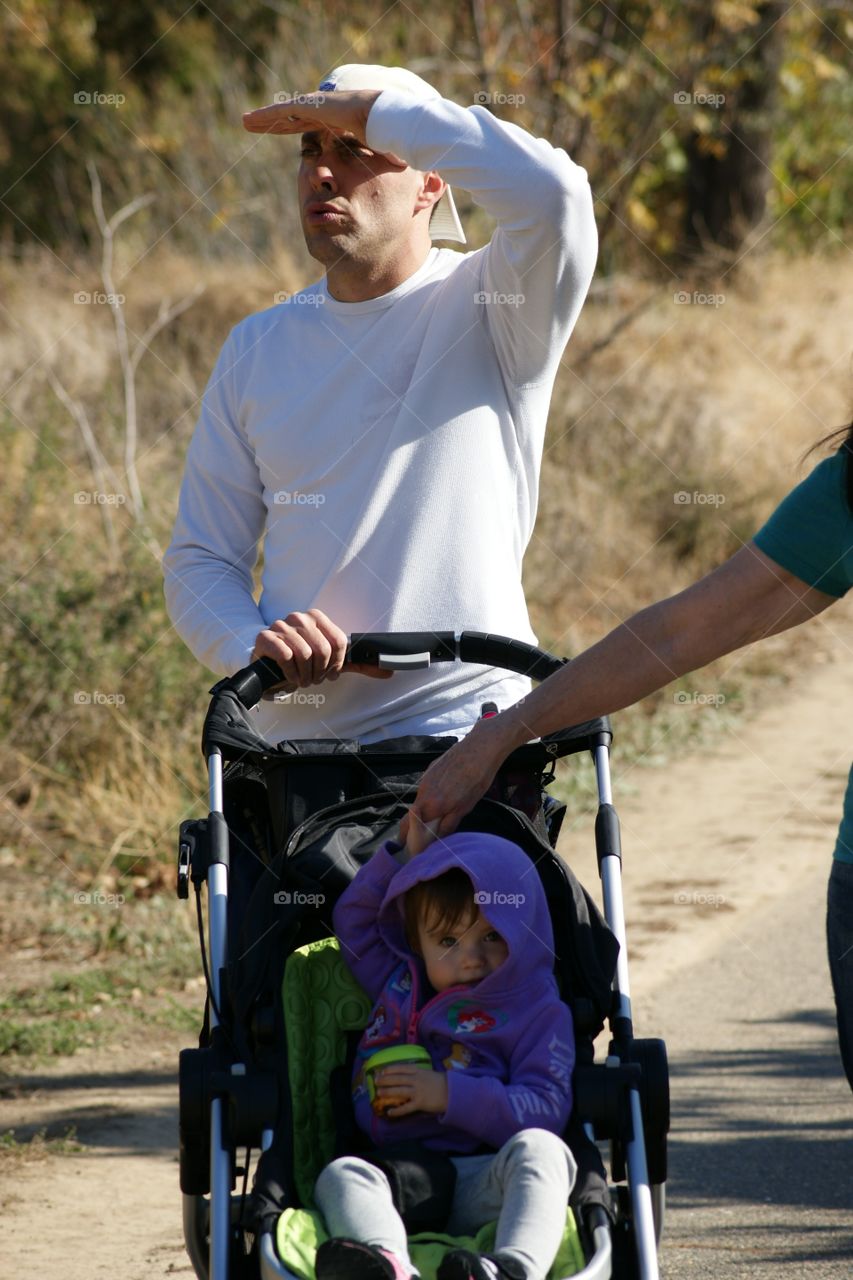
[439,936,459,949]
[485,931,503,943]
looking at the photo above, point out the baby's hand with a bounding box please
[399,812,441,858]
[375,1066,448,1117]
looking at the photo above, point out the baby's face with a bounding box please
[416,907,508,992]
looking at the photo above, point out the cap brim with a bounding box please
[429,185,466,244]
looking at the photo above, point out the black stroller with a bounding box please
[176,632,669,1280]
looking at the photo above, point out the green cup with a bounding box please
[363,1044,432,1115]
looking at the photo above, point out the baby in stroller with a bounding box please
[313,828,578,1280]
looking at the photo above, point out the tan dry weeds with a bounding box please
[1,246,851,891]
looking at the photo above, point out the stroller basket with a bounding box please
[177,631,669,1280]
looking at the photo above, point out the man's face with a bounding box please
[416,906,509,992]
[297,129,432,267]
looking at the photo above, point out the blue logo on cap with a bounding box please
[317,81,337,91]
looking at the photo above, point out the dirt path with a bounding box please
[1,610,850,1278]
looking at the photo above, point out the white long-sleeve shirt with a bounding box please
[163,90,597,744]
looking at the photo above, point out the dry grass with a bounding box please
[1,243,851,894]
[530,251,852,653]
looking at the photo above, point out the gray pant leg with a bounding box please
[446,1130,577,1280]
[313,1156,419,1276]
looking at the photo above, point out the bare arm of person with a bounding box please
[402,542,838,849]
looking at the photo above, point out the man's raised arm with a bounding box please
[363,90,597,386]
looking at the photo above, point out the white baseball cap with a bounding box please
[315,64,466,245]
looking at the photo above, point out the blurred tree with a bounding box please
[681,0,787,260]
[0,0,849,268]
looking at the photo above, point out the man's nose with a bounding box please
[308,162,337,194]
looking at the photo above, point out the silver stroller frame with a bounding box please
[179,631,667,1280]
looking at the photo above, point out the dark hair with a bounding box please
[403,869,476,955]
[805,419,853,512]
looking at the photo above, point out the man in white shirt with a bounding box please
[163,64,597,744]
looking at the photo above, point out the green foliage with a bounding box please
[0,1127,82,1156]
[0,1017,86,1058]
[0,0,848,265]
[1,529,206,768]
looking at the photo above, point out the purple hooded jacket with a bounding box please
[333,831,575,1154]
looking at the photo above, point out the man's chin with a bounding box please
[302,225,353,259]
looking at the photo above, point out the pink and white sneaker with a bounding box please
[314,1237,413,1280]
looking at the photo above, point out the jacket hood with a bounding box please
[377,832,555,994]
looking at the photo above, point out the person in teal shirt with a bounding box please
[404,425,853,1090]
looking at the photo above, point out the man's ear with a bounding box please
[415,170,446,214]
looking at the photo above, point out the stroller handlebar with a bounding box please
[223,631,568,711]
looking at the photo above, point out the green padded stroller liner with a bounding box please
[275,1205,585,1279]
[279,937,585,1278]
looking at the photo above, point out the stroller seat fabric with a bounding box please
[282,936,374,1205]
[276,938,586,1280]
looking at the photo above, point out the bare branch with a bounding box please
[129,284,206,377]
[44,366,122,565]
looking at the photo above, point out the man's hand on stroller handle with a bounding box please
[252,608,394,693]
[375,1065,449,1117]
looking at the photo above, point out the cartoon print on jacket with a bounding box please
[443,1043,473,1071]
